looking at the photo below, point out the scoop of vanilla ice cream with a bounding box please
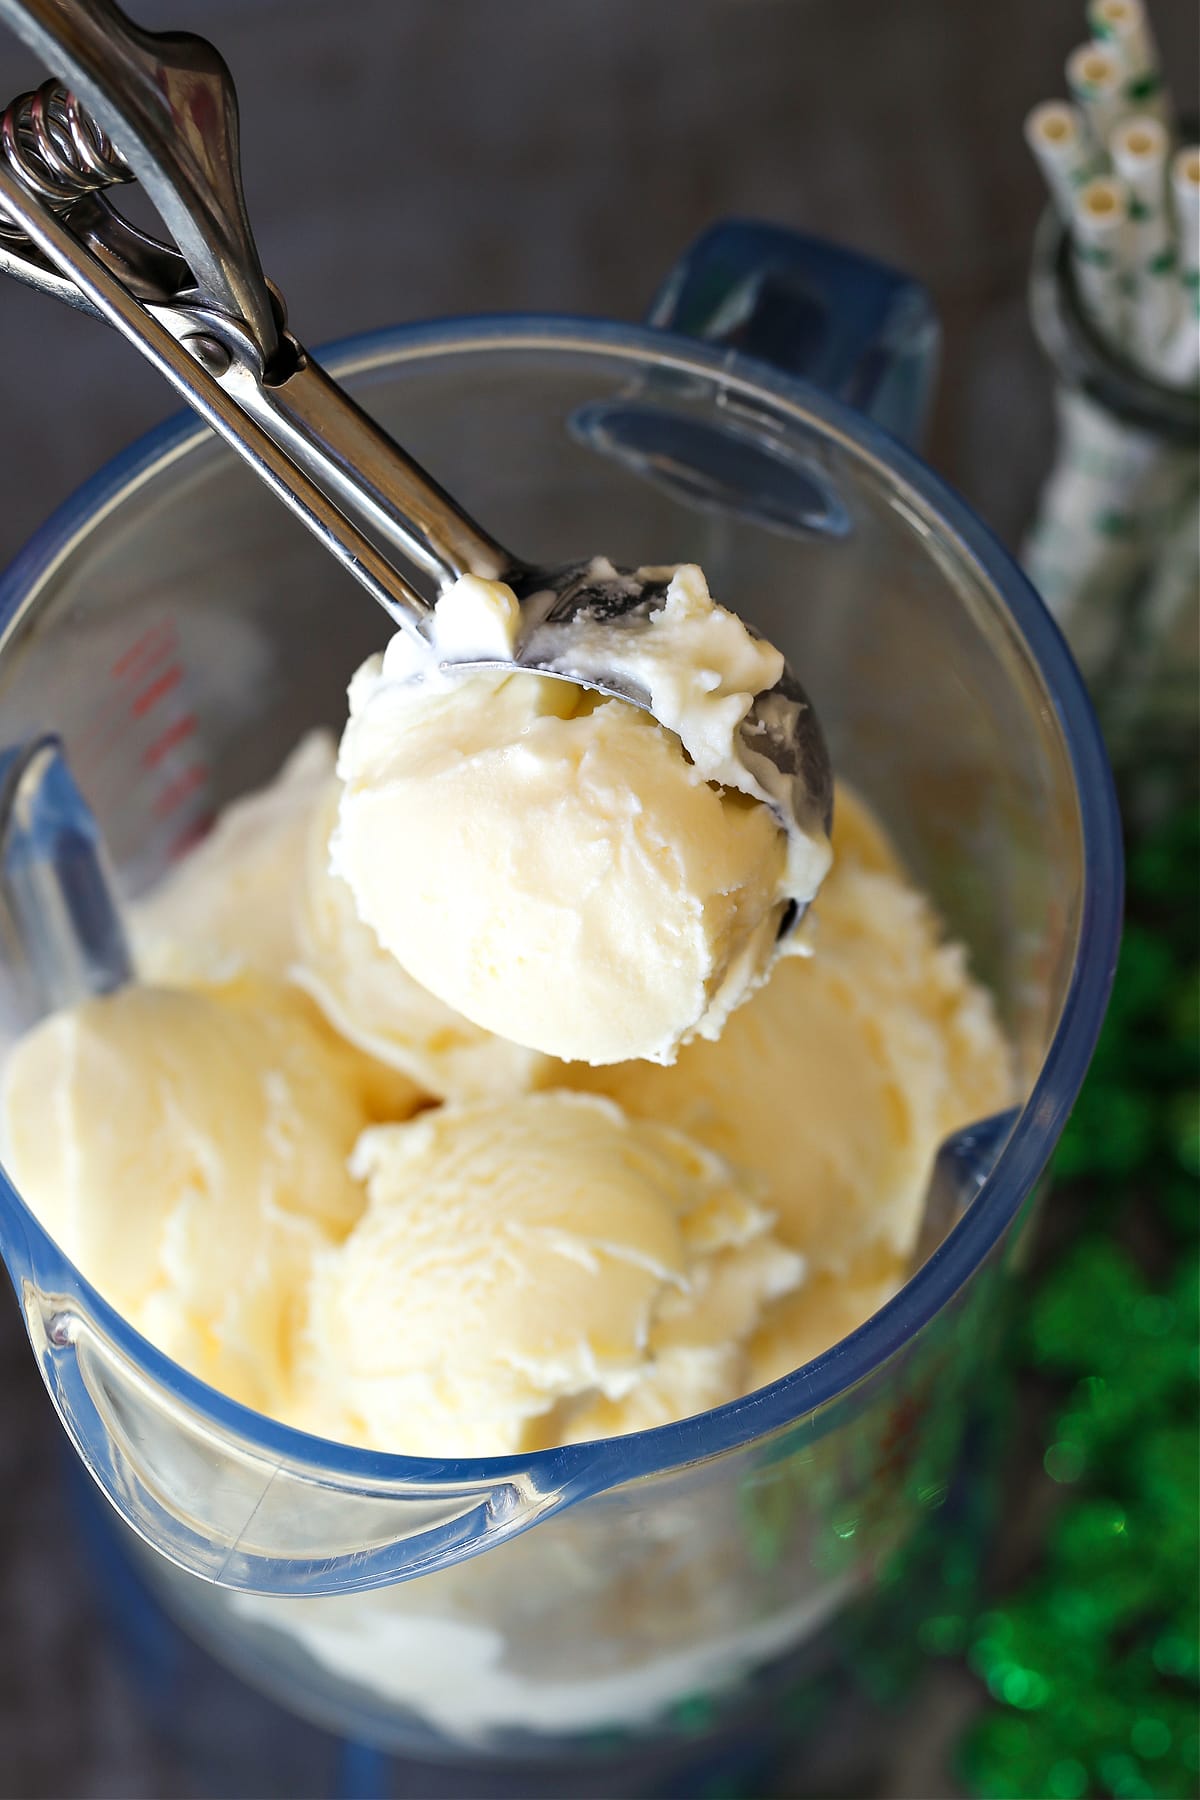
[131,733,546,1103]
[292,782,547,1102]
[291,1091,803,1457]
[554,1224,808,1446]
[0,977,395,1414]
[333,568,824,1067]
[569,787,1014,1353]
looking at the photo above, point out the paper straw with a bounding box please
[1025,101,1107,217]
[1160,146,1200,385]
[1066,41,1129,153]
[1024,10,1197,742]
[1086,0,1170,127]
[1110,114,1179,372]
[1070,174,1134,350]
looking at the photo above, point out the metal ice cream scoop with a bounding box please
[0,0,832,867]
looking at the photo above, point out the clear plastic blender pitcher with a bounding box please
[0,223,1121,1758]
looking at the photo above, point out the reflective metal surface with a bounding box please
[0,0,833,851]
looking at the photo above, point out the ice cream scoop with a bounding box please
[0,0,833,893]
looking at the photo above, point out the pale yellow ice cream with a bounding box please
[132,733,545,1103]
[292,780,546,1102]
[0,977,410,1413]
[1,982,799,1447]
[567,789,1014,1384]
[130,733,332,989]
[2,736,1012,1454]
[333,567,830,1067]
[0,581,1023,1748]
[292,1091,803,1457]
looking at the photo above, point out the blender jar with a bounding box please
[0,224,1121,1758]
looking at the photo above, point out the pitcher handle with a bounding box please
[646,218,941,446]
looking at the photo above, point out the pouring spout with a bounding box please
[911,1110,1022,1273]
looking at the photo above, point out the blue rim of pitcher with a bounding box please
[0,314,1123,1498]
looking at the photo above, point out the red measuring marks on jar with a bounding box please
[80,616,215,867]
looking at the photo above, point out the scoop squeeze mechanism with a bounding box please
[0,0,510,629]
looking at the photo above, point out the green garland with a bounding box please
[956,796,1200,1800]
[717,783,1197,1800]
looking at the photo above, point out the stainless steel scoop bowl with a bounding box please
[0,0,833,864]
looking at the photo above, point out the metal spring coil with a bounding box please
[0,79,131,244]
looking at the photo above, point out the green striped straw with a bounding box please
[1086,0,1171,129]
[1024,101,1108,218]
[1066,40,1129,152]
[1110,115,1178,375]
[1069,173,1135,350]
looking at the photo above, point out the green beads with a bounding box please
[957,783,1199,1800]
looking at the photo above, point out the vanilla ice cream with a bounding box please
[3,714,1011,1456]
[569,787,1014,1379]
[333,566,831,1066]
[291,1091,802,1457]
[292,780,546,1101]
[0,984,802,1450]
[2,760,1011,1451]
[130,733,334,989]
[132,733,546,1102]
[0,977,411,1413]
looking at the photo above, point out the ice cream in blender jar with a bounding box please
[0,565,1013,1458]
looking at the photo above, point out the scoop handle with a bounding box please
[0,1,515,595]
[0,0,280,363]
[647,218,941,446]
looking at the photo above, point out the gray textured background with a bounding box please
[1,2,1197,1796]
[6,0,1195,575]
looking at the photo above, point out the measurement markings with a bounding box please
[142,711,199,769]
